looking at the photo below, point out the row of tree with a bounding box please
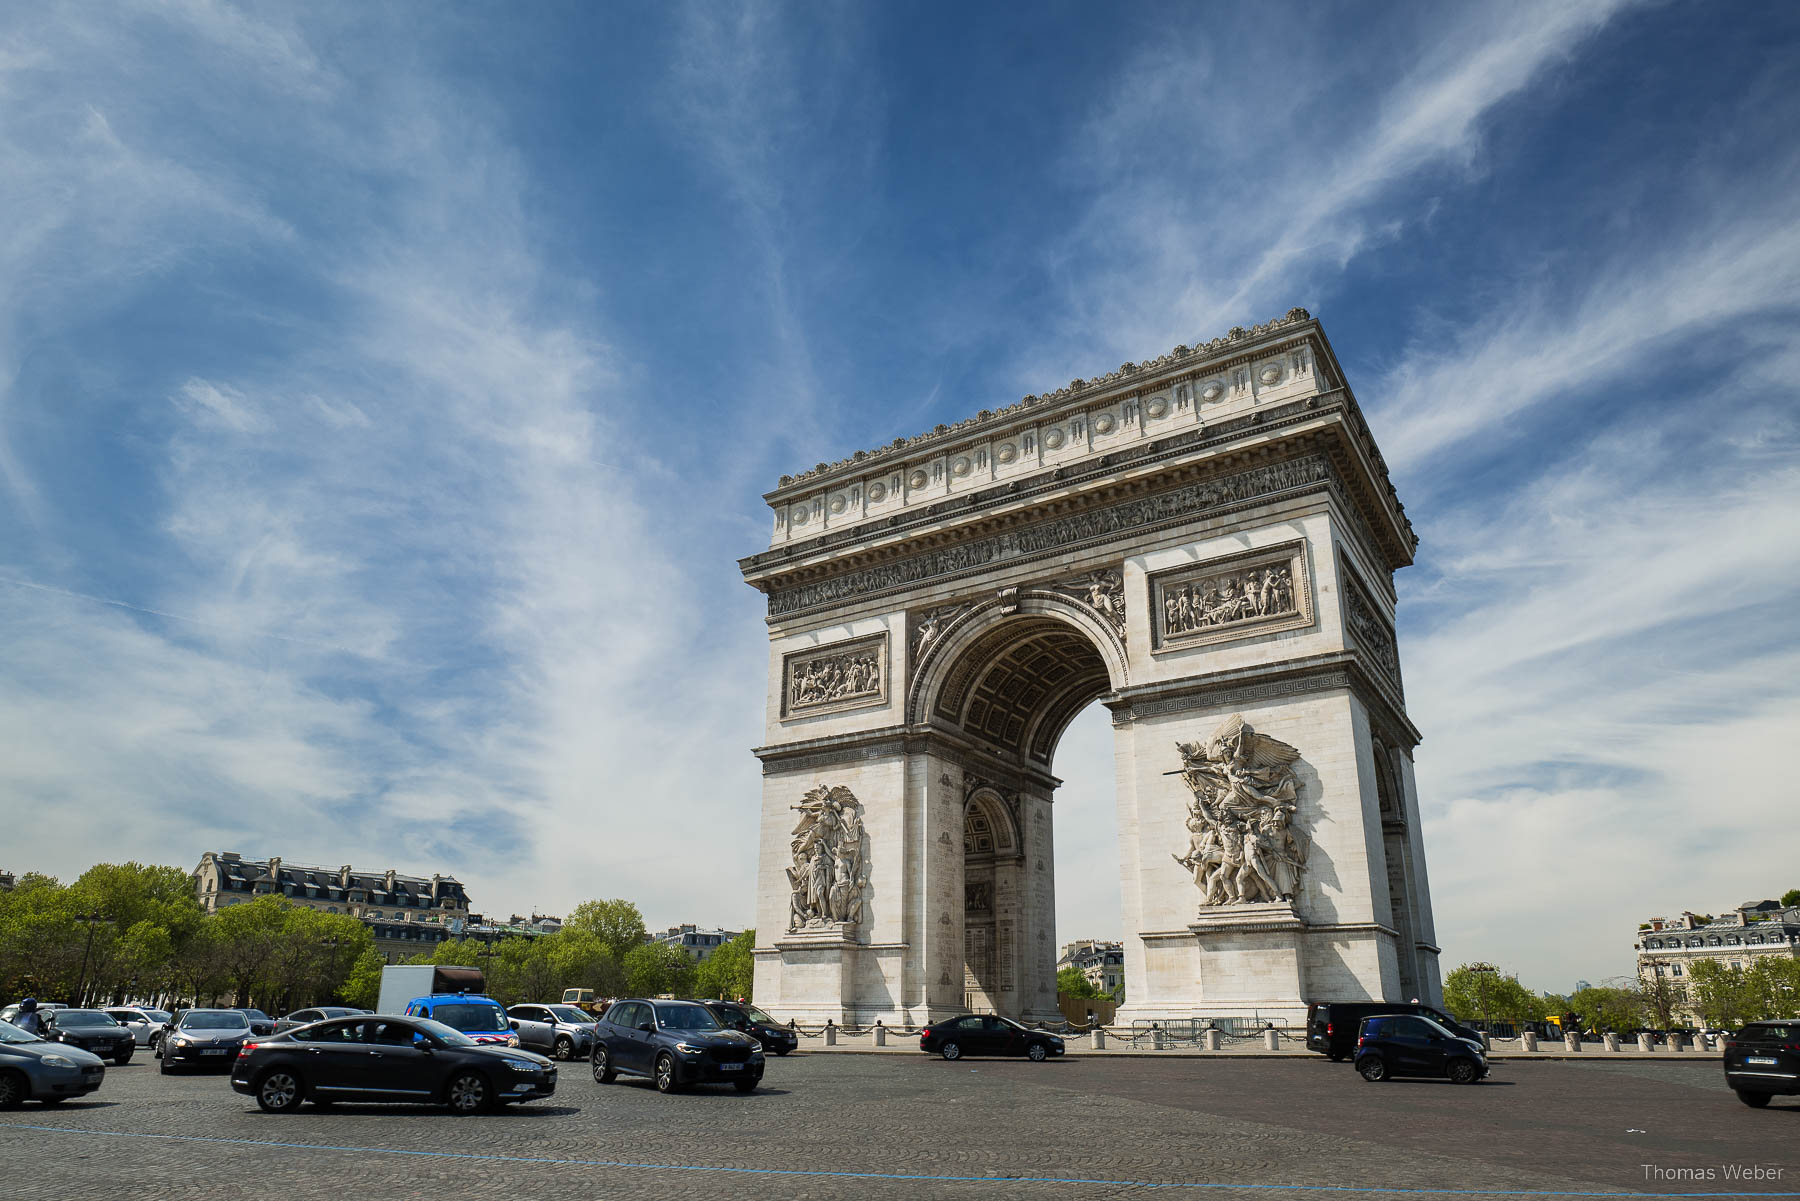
[0,863,754,1014]
[1443,957,1800,1033]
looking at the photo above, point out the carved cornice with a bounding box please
[771,308,1321,494]
[763,454,1333,619]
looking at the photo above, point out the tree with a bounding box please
[1442,963,1543,1027]
[1635,960,1683,1029]
[1568,985,1643,1033]
[1056,967,1103,1000]
[1687,959,1752,1027]
[1782,889,1800,908]
[565,899,648,963]
[694,931,755,1001]
[623,942,694,998]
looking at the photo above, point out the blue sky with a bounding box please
[2,0,1796,992]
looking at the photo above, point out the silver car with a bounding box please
[0,1018,106,1107]
[506,1004,596,1061]
[105,1007,174,1048]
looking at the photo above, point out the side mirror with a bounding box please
[508,1020,520,1030]
[637,1022,655,1034]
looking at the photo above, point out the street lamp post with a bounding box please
[72,912,104,1007]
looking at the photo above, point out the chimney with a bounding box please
[221,851,241,861]
[267,856,281,882]
[1682,911,1700,930]
[1650,918,1664,931]
[339,865,352,888]
[431,873,442,902]
[384,869,397,892]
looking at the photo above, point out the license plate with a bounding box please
[1747,1055,1780,1065]
[201,1048,229,1056]
[717,1062,743,1072]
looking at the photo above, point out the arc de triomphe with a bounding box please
[739,309,1440,1026]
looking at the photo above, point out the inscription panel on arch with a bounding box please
[781,632,889,719]
[1149,539,1314,652]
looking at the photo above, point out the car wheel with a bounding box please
[255,1069,304,1114]
[113,1051,133,1066]
[554,1036,574,1061]
[941,1042,962,1061]
[1357,1056,1388,1082]
[591,1045,617,1084]
[1447,1058,1480,1085]
[774,1047,790,1057]
[158,1056,175,1075]
[1027,1042,1048,1062]
[1737,1089,1773,1109]
[0,1072,26,1109]
[150,1035,162,1058]
[445,1070,493,1115]
[654,1052,680,1094]
[734,1077,757,1093]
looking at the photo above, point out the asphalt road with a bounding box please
[0,1051,1791,1200]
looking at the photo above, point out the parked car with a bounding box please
[105,1007,172,1048]
[919,1014,1066,1061]
[230,1015,557,1114]
[274,1007,366,1034]
[590,998,764,1093]
[42,1009,136,1064]
[0,1002,67,1024]
[160,1009,253,1072]
[234,1008,276,1036]
[0,1018,106,1107]
[702,1001,799,1057]
[1354,1013,1488,1084]
[506,1004,595,1060]
[1307,1001,1483,1062]
[1723,1021,1800,1108]
[403,994,520,1048]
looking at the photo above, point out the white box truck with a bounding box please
[375,964,485,1015]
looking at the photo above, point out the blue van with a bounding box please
[403,994,519,1048]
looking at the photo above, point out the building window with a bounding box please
[1672,965,1683,977]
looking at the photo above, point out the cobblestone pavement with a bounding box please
[0,1053,1791,1201]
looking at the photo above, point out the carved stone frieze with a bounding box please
[1046,568,1126,637]
[1172,715,1308,906]
[909,601,979,680]
[1341,567,1402,695]
[768,455,1330,617]
[1149,540,1313,651]
[782,632,888,718]
[786,784,869,932]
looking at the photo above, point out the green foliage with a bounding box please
[1056,966,1103,1000]
[1687,959,1750,1027]
[564,899,648,962]
[623,942,695,998]
[1568,985,1643,1032]
[1441,963,1545,1025]
[694,931,755,1002]
[1782,889,1800,908]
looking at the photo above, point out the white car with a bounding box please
[105,1007,173,1048]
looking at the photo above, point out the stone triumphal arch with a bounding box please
[739,310,1440,1025]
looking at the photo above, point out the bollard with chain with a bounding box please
[1092,1026,1106,1050]
[824,1019,836,1047]
[874,1020,885,1048]
[1205,1028,1222,1051]
[1152,1026,1164,1051]
[1263,1028,1279,1051]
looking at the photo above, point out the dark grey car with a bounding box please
[275,1006,366,1034]
[159,1009,252,1072]
[42,1010,136,1065]
[0,1018,106,1107]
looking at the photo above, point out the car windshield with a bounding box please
[430,1003,508,1033]
[547,1006,590,1024]
[743,1005,779,1025]
[657,1004,721,1031]
[238,1010,271,1021]
[1419,1017,1458,1039]
[56,1010,118,1026]
[0,1020,43,1045]
[181,1011,250,1030]
[143,1010,171,1023]
[411,1018,477,1047]
[995,1016,1027,1031]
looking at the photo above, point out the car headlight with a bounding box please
[41,1054,76,1069]
[674,1042,705,1055]
[505,1033,520,1047]
[501,1057,540,1073]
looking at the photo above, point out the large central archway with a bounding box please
[743,311,1442,1025]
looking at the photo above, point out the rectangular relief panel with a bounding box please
[1338,556,1403,697]
[781,632,890,719]
[1149,539,1314,652]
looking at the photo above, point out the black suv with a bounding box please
[1307,1001,1482,1061]
[1724,1021,1800,1108]
[702,1001,798,1057]
[1354,1013,1488,1084]
[590,999,764,1093]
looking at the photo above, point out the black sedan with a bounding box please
[919,1014,1065,1061]
[702,1001,798,1057]
[231,1015,556,1114]
[42,1010,136,1065]
[591,998,764,1093]
[160,1009,252,1072]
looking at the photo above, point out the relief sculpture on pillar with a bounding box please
[786,784,869,931]
[1172,715,1308,905]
